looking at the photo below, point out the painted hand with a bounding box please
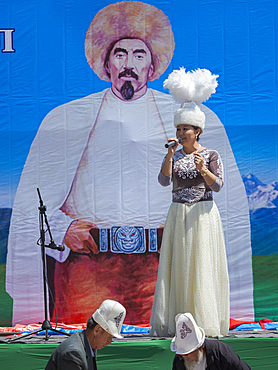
[64,220,99,254]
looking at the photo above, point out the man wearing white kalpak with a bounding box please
[150,68,229,337]
[45,300,126,370]
[6,1,254,325]
[171,313,251,369]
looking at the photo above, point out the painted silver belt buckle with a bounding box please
[111,226,145,254]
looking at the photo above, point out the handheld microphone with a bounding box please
[165,138,182,148]
[45,242,65,252]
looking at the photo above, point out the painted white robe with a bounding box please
[6,88,254,324]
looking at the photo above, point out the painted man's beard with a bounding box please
[120,81,134,100]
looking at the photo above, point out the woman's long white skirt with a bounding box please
[150,200,230,337]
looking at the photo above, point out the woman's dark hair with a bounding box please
[192,125,202,142]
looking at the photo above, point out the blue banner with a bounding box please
[0,0,277,326]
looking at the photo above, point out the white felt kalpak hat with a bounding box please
[171,313,205,355]
[92,299,126,339]
[163,68,219,131]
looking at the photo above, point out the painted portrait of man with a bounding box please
[6,1,254,325]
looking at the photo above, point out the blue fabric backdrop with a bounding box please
[0,0,277,325]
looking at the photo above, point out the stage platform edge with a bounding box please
[0,331,278,369]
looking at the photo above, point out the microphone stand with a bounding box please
[9,188,70,342]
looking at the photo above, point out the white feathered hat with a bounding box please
[163,68,219,131]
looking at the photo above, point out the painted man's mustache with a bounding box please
[118,69,138,80]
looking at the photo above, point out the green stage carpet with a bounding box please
[0,338,277,369]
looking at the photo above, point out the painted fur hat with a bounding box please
[85,1,175,81]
